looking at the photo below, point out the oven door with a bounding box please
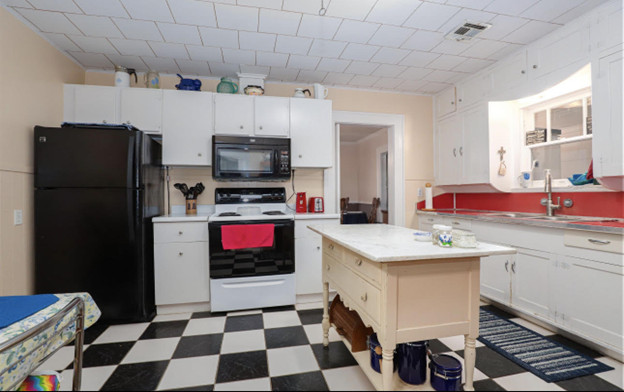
[209,219,294,279]
[213,144,279,181]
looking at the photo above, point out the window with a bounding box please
[522,89,592,181]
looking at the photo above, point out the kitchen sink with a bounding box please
[484,212,540,218]
[527,216,581,222]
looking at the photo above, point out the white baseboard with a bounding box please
[157,302,210,315]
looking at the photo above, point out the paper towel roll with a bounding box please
[425,184,433,210]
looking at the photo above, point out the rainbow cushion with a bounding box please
[17,373,61,391]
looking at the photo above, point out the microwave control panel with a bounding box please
[278,150,290,175]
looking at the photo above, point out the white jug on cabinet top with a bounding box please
[313,83,328,99]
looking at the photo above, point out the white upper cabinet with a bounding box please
[214,94,254,136]
[436,87,456,118]
[591,0,623,56]
[457,73,491,111]
[490,50,528,99]
[65,85,118,125]
[119,88,163,133]
[290,98,332,168]
[254,96,290,137]
[436,116,461,185]
[162,90,214,166]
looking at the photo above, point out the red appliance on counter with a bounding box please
[296,192,307,213]
[308,197,324,213]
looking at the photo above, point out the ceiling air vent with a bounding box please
[445,21,492,42]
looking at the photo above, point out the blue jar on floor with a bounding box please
[429,354,463,391]
[397,341,428,385]
[368,333,397,373]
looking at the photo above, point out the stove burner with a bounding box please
[263,211,286,216]
[218,212,241,217]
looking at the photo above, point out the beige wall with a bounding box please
[340,143,359,202]
[86,71,434,227]
[0,8,85,295]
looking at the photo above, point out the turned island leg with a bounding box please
[464,335,477,391]
[381,348,394,390]
[322,281,330,347]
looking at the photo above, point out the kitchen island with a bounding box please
[308,224,516,391]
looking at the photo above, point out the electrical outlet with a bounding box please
[14,210,23,225]
[417,188,423,197]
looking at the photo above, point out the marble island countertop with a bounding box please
[307,224,516,263]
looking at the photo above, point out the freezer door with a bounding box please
[35,126,141,189]
[35,188,155,322]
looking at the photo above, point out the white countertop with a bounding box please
[307,224,516,263]
[153,212,212,222]
[295,213,340,220]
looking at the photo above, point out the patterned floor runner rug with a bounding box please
[478,309,614,383]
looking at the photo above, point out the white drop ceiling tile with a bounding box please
[486,42,522,60]
[373,77,402,89]
[256,51,289,67]
[27,0,81,12]
[370,47,410,65]
[297,14,342,40]
[275,35,312,55]
[325,0,377,20]
[484,0,539,16]
[199,27,238,49]
[553,0,609,24]
[399,66,434,80]
[420,81,452,93]
[398,79,428,92]
[427,54,467,71]
[113,18,163,41]
[239,31,276,52]
[157,22,202,45]
[477,15,530,41]
[43,33,81,51]
[70,36,119,55]
[186,45,223,62]
[282,0,321,15]
[0,0,31,7]
[121,0,174,23]
[167,0,217,27]
[66,14,124,38]
[399,50,440,67]
[463,38,508,59]
[16,9,82,34]
[454,58,495,74]
[521,0,584,23]
[142,56,181,73]
[208,62,240,77]
[317,58,351,73]
[503,20,560,45]
[345,60,380,75]
[333,20,380,44]
[238,0,282,10]
[439,8,497,35]
[372,64,407,78]
[431,39,475,56]
[222,48,255,65]
[68,51,114,68]
[106,54,148,71]
[349,75,380,87]
[401,30,445,51]
[214,3,258,32]
[424,69,464,83]
[109,38,154,56]
[444,0,493,10]
[258,9,301,35]
[73,0,130,18]
[368,25,414,48]
[176,59,211,75]
[269,67,300,82]
[340,43,380,61]
[366,0,423,26]
[240,64,270,74]
[323,72,355,85]
[296,70,328,83]
[308,39,347,58]
[149,41,190,59]
[403,2,461,32]
[287,54,321,70]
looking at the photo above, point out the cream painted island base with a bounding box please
[307,224,516,391]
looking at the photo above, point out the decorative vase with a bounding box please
[217,77,238,94]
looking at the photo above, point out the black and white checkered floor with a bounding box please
[43,303,623,391]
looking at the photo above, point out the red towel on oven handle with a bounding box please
[221,224,275,250]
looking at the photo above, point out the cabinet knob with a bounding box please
[505,260,509,272]
[259,126,263,130]
[459,147,463,156]
[198,153,202,157]
[521,70,526,74]
[240,125,244,129]
[453,148,457,157]
[179,252,183,256]
[178,231,183,235]
[317,246,321,250]
[451,101,455,105]
[328,244,334,250]
[511,261,516,273]
[355,258,363,266]
[458,99,463,103]
[361,293,367,302]
[326,264,331,271]
[533,64,538,69]
[102,120,107,124]
[299,154,302,158]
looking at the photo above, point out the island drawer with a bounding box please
[323,239,343,260]
[343,249,381,287]
[154,222,208,244]
[564,231,623,254]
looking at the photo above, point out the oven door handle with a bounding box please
[221,279,286,289]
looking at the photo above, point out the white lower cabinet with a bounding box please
[154,222,210,305]
[295,217,339,295]
[510,248,555,321]
[480,253,512,307]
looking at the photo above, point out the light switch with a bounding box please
[417,188,423,197]
[14,210,23,225]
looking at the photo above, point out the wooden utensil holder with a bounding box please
[185,199,197,215]
[329,294,373,352]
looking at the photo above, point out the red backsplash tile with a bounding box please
[416,193,454,210]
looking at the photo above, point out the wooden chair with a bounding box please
[369,198,381,223]
[340,197,350,223]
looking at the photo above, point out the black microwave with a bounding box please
[212,136,291,181]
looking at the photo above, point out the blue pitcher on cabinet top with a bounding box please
[175,74,201,91]
[217,77,238,94]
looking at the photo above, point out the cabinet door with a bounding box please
[255,96,290,137]
[214,94,254,135]
[290,98,332,168]
[461,106,489,184]
[119,88,163,133]
[480,253,512,306]
[295,237,323,295]
[490,50,528,98]
[457,74,490,110]
[162,90,214,166]
[66,85,119,124]
[511,248,555,321]
[436,87,456,118]
[154,242,210,305]
[556,255,624,349]
[436,116,461,185]
[592,50,623,178]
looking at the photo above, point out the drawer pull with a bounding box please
[511,261,516,274]
[453,221,460,225]
[505,260,509,272]
[326,264,331,271]
[361,293,367,302]
[355,258,363,266]
[588,239,611,245]
[328,244,334,250]
[317,246,321,250]
[178,252,183,256]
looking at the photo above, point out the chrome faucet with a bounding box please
[541,169,561,216]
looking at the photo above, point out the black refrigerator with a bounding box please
[34,124,164,323]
